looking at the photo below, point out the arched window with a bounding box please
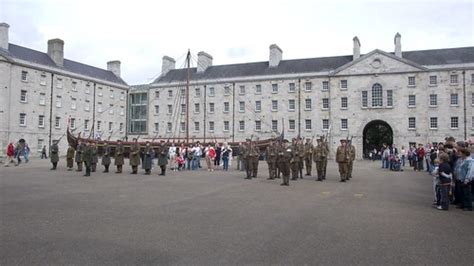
[372,83,383,107]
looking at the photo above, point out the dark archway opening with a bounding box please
[363,120,393,159]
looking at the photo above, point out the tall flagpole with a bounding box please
[186,50,191,144]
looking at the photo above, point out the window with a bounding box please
[288,99,295,111]
[72,81,77,91]
[20,90,27,102]
[194,122,200,132]
[271,100,278,111]
[408,117,416,129]
[305,119,312,130]
[68,98,76,110]
[85,84,90,94]
[56,95,62,108]
[239,101,245,112]
[37,139,44,151]
[97,102,103,113]
[155,91,160,98]
[429,75,437,85]
[408,95,416,107]
[120,106,124,116]
[84,120,89,130]
[322,81,329,91]
[209,102,215,113]
[239,85,245,95]
[386,90,393,107]
[70,118,76,129]
[224,102,230,113]
[472,116,474,128]
[429,94,437,107]
[272,84,278,93]
[272,120,278,132]
[305,98,312,110]
[167,122,172,132]
[168,90,173,98]
[209,121,215,132]
[208,87,215,97]
[97,121,101,131]
[38,115,44,127]
[341,97,348,109]
[98,88,103,97]
[180,122,185,132]
[450,74,458,84]
[472,92,474,105]
[361,91,368,107]
[108,122,113,132]
[322,98,329,109]
[372,84,383,107]
[119,123,124,132]
[109,104,114,114]
[430,117,438,129]
[472,74,474,84]
[322,119,329,130]
[181,104,186,114]
[39,93,46,105]
[223,121,230,131]
[450,117,458,129]
[341,119,348,130]
[255,84,262,94]
[195,88,201,97]
[255,120,262,131]
[56,78,63,89]
[408,76,416,86]
[129,93,147,133]
[167,104,172,114]
[85,100,90,111]
[194,103,200,113]
[224,86,231,95]
[255,100,261,112]
[239,121,245,131]
[289,83,296,93]
[40,74,47,85]
[304,82,312,92]
[21,71,28,81]
[120,92,125,101]
[154,122,159,132]
[340,80,348,89]
[289,120,295,131]
[154,105,159,114]
[450,93,458,105]
[55,116,60,129]
[180,88,185,98]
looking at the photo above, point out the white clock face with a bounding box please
[371,59,381,69]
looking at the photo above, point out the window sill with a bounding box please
[429,128,438,130]
[450,128,459,130]
[288,109,296,112]
[450,105,459,107]
[428,84,437,87]
[341,128,348,131]
[271,109,278,112]
[288,91,296,93]
[407,85,416,88]
[271,92,279,94]
[304,109,312,111]
[386,106,393,109]
[340,108,348,110]
[408,106,416,108]
[304,90,312,93]
[408,128,416,131]
[38,126,45,128]
[340,88,348,90]
[321,108,329,111]
[288,129,295,132]
[20,124,27,127]
[305,129,312,131]
[429,105,438,108]
[450,83,459,86]
[20,101,28,104]
[223,111,230,114]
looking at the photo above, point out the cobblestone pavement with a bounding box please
[1,159,473,265]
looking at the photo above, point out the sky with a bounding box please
[0,0,473,85]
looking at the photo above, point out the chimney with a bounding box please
[107,60,121,77]
[394,32,402,58]
[269,44,282,67]
[161,56,175,77]
[353,36,361,60]
[47,38,64,66]
[0,22,9,50]
[197,51,213,73]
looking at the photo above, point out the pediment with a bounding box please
[332,49,427,76]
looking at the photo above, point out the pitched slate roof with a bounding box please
[0,43,128,86]
[154,46,474,84]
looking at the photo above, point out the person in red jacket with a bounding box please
[417,144,425,171]
[204,144,216,172]
[5,142,15,166]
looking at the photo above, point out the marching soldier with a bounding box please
[321,136,329,180]
[278,139,292,186]
[82,142,92,177]
[248,141,259,178]
[90,142,98,172]
[290,138,301,180]
[336,139,349,182]
[348,141,356,180]
[129,138,141,174]
[102,141,111,173]
[75,140,84,171]
[298,138,305,178]
[304,138,313,176]
[313,138,325,181]
[265,139,278,180]
[142,141,153,175]
[114,139,124,173]
[50,140,59,170]
[66,143,75,171]
[157,141,169,176]
[275,140,282,179]
[243,139,251,179]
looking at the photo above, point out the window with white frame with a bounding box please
[208,121,215,132]
[194,121,200,132]
[322,98,329,109]
[361,91,368,107]
[450,74,458,84]
[84,120,89,130]
[472,74,474,84]
[85,100,90,111]
[40,73,47,86]
[224,102,230,113]
[37,139,44,151]
[20,90,27,102]
[472,116,474,128]
[55,116,60,128]
[120,106,124,116]
[180,88,185,98]
[239,101,245,112]
[430,117,438,129]
[119,122,124,132]
[21,71,28,81]
[239,121,245,131]
[167,122,172,132]
[38,115,44,127]
[97,102,103,113]
[194,103,200,113]
[181,104,186,114]
[208,87,215,97]
[271,100,278,111]
[255,120,262,131]
[168,90,173,98]
[224,86,231,95]
[167,104,172,114]
[304,82,312,92]
[70,118,76,129]
[180,122,185,132]
[429,75,437,85]
[72,81,77,91]
[272,120,278,132]
[223,121,230,131]
[288,99,295,111]
[195,88,201,97]
[85,84,90,94]
[154,105,159,114]
[209,102,215,113]
[97,121,101,131]
[272,84,278,93]
[341,97,348,109]
[56,78,63,89]
[39,93,46,105]
[155,91,160,98]
[56,95,62,107]
[289,120,295,131]
[239,85,245,95]
[450,93,458,105]
[154,122,159,132]
[109,104,114,114]
[341,119,348,130]
[305,98,312,110]
[429,94,437,106]
[108,122,113,132]
[386,90,393,107]
[98,88,103,97]
[71,98,77,110]
[408,117,416,129]
[305,119,312,130]
[255,84,262,94]
[408,76,416,86]
[289,83,296,93]
[340,80,348,89]
[408,95,416,107]
[472,92,474,105]
[450,117,458,129]
[372,83,383,107]
[322,119,329,130]
[255,100,261,112]
[322,81,329,91]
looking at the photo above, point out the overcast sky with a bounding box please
[1,0,472,85]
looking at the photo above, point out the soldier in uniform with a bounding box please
[336,139,349,182]
[313,138,324,181]
[90,142,98,172]
[290,138,301,180]
[129,138,141,174]
[248,141,259,178]
[50,140,59,170]
[265,139,278,180]
[157,141,169,175]
[304,138,313,176]
[278,139,292,186]
[348,140,356,180]
[114,139,124,173]
[237,142,244,171]
[101,141,111,173]
[75,140,84,171]
[66,144,75,171]
[297,138,305,178]
[142,141,154,175]
[321,136,329,180]
[82,142,93,177]
[275,140,282,179]
[242,139,251,179]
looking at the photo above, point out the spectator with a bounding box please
[204,144,216,172]
[24,144,30,163]
[417,144,425,171]
[400,146,407,167]
[436,153,452,211]
[41,145,47,159]
[4,142,15,166]
[456,148,473,211]
[222,144,231,171]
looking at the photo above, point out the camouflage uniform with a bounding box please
[278,141,292,186]
[248,143,259,178]
[114,142,124,173]
[75,142,84,171]
[336,140,349,182]
[66,145,75,170]
[265,142,278,179]
[129,142,141,174]
[304,140,313,176]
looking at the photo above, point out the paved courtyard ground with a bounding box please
[1,159,473,265]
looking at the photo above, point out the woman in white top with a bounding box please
[168,143,177,171]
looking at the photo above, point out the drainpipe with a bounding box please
[48,73,54,150]
[203,85,207,143]
[298,79,301,137]
[462,70,467,140]
[232,83,235,143]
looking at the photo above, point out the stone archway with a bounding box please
[363,120,393,159]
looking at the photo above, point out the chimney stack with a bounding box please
[161,56,176,77]
[197,51,213,73]
[353,36,361,60]
[269,44,282,67]
[47,38,64,66]
[394,32,402,58]
[0,22,9,50]
[107,60,121,77]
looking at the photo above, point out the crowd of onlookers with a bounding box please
[3,139,45,166]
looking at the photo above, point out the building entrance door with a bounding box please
[363,120,393,159]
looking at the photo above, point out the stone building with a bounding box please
[130,33,474,158]
[0,23,129,155]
